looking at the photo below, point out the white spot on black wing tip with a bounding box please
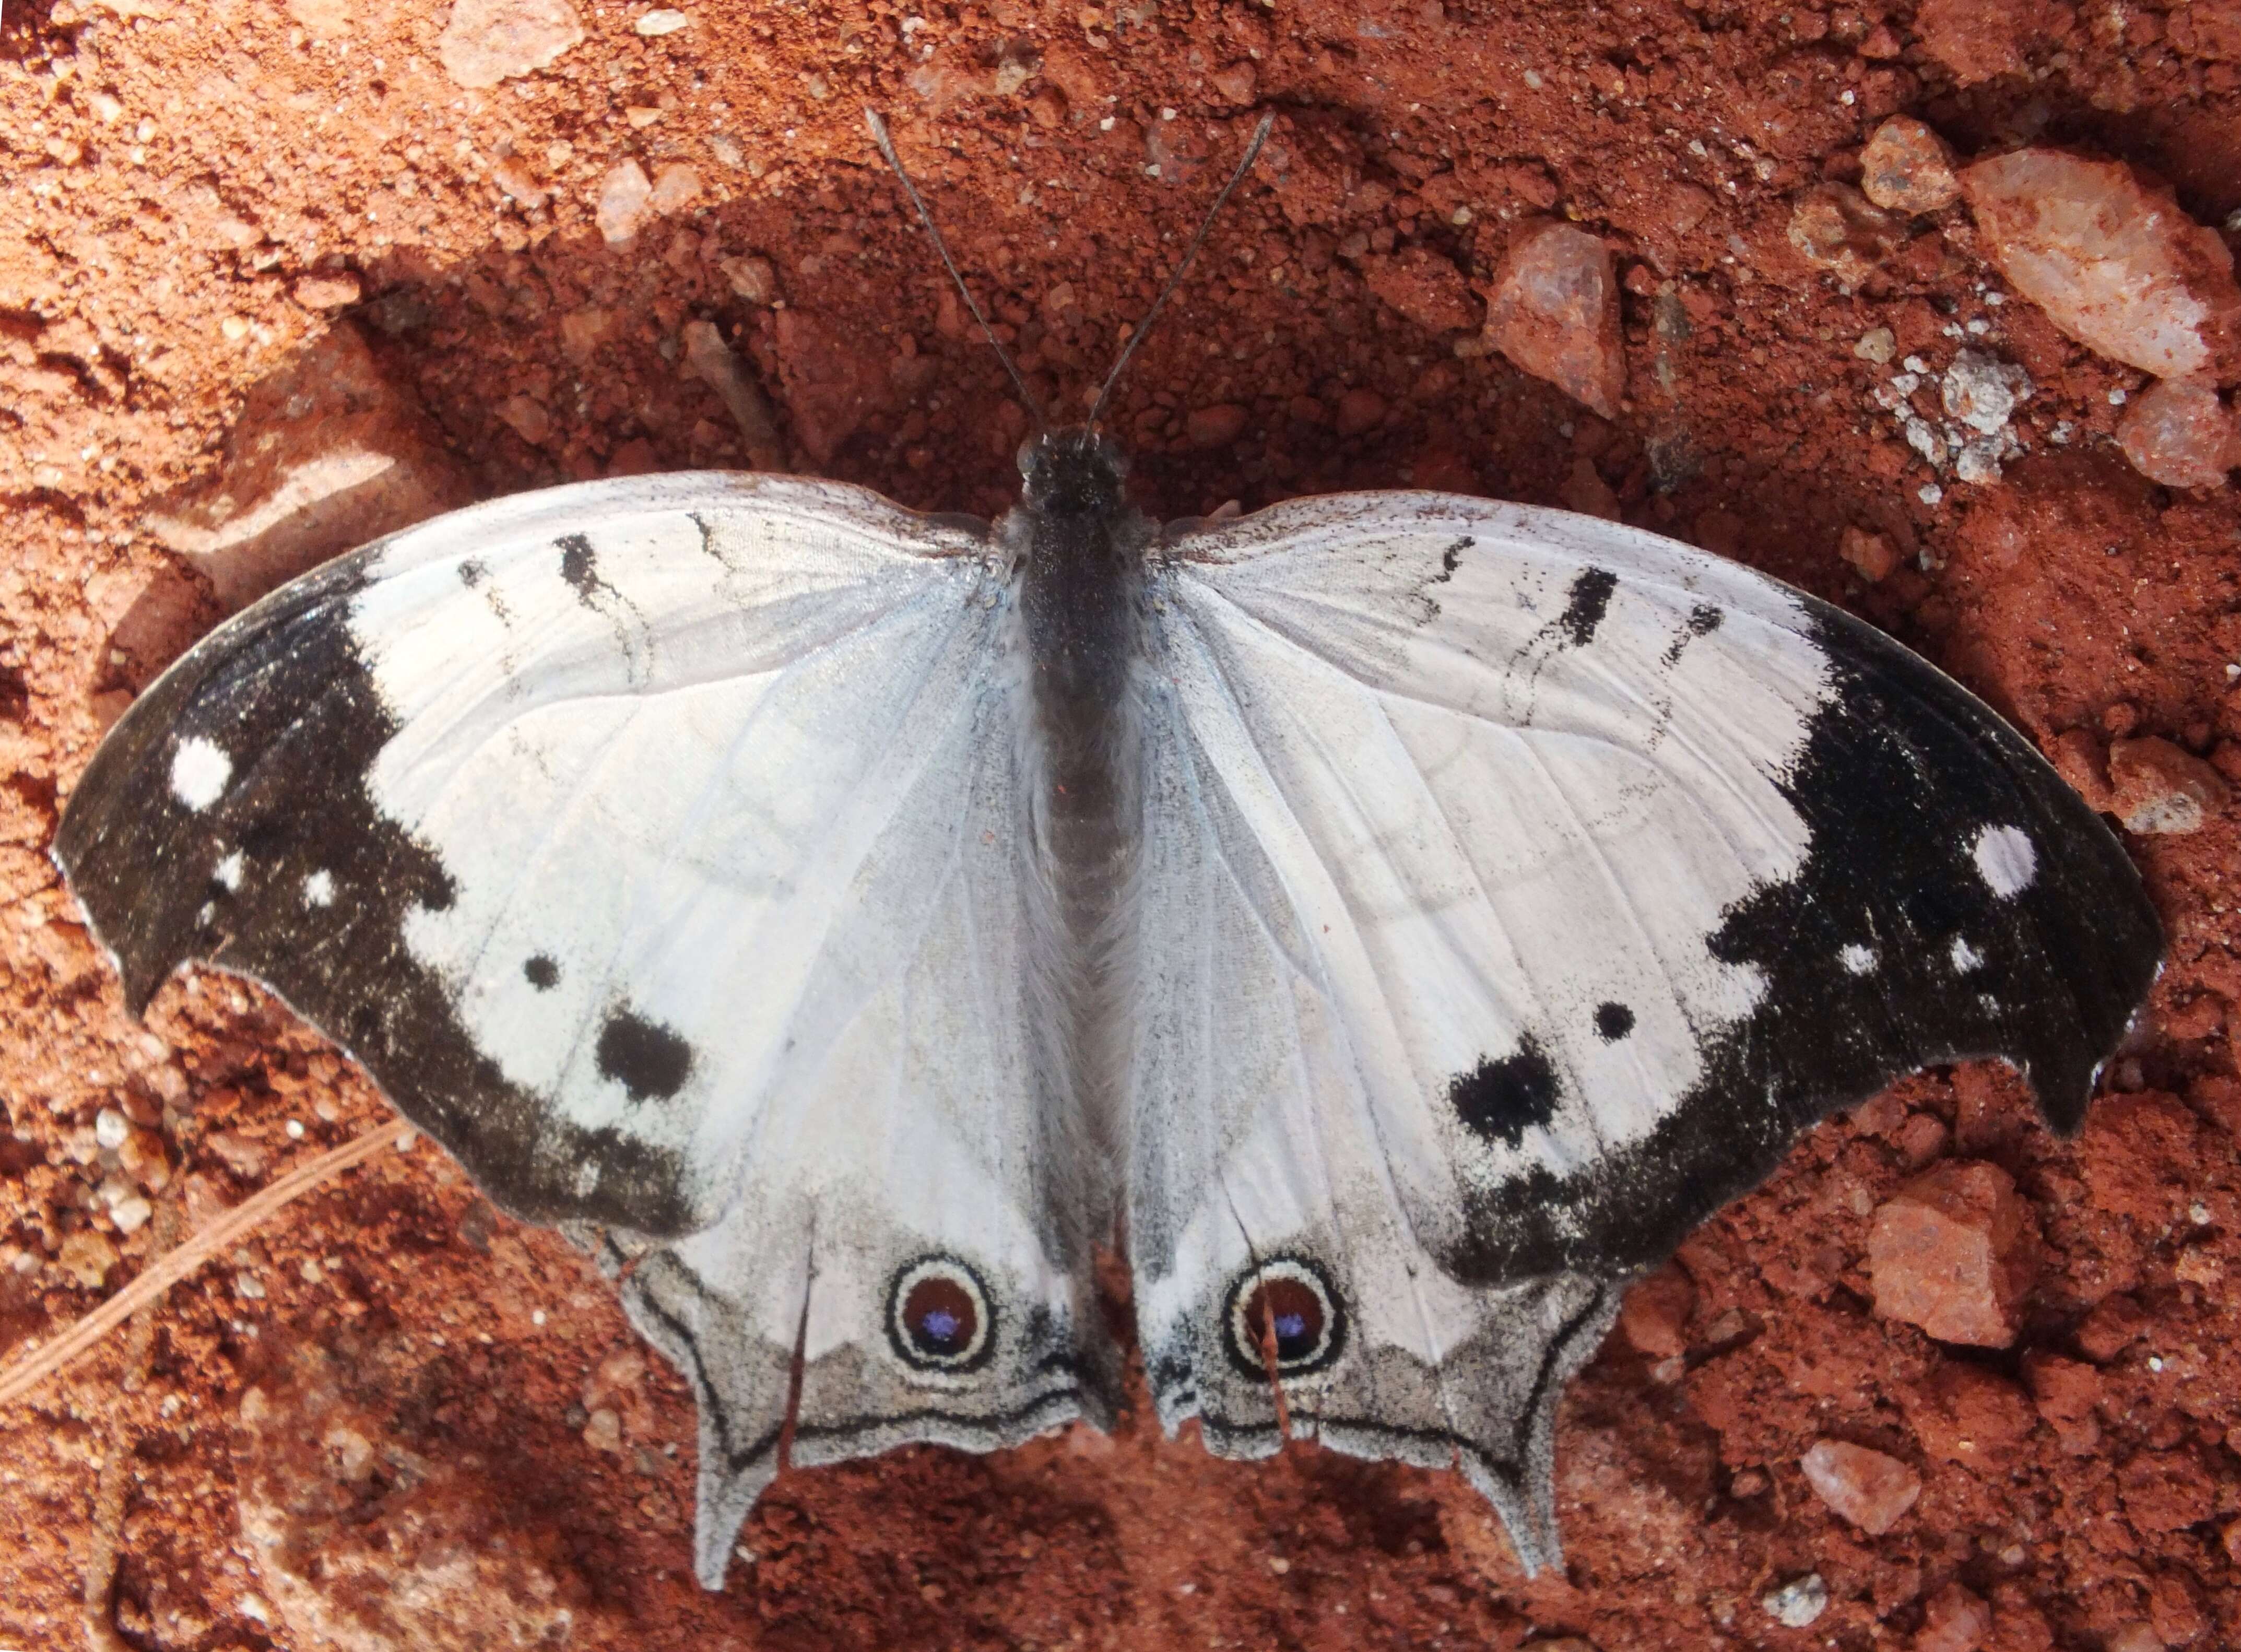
[1839,943,1878,975]
[1971,824,2037,898]
[1950,936,1983,973]
[1222,1257,1345,1380]
[169,736,232,811]
[213,850,245,891]
[886,1256,994,1372]
[595,1004,693,1101]
[303,869,335,908]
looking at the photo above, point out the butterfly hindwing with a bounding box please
[1128,493,2159,1562]
[56,473,1112,1585]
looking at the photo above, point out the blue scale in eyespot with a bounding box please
[919,1307,962,1343]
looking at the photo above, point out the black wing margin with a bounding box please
[1447,594,2163,1284]
[51,547,702,1238]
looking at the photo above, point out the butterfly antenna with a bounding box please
[866,109,1046,430]
[1086,111,1276,433]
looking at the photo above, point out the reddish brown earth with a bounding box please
[5,1,2241,1648]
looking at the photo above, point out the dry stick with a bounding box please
[681,319,788,473]
[0,1122,397,1409]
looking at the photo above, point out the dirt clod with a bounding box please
[1867,1160,2041,1347]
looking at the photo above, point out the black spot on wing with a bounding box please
[1449,1035,1560,1147]
[1556,567,1618,647]
[50,534,699,1239]
[1436,536,1474,581]
[458,559,487,588]
[558,533,603,605]
[597,1005,694,1101]
[1594,1001,1634,1041]
[1437,598,2161,1285]
[524,954,559,990]
[1662,602,1724,666]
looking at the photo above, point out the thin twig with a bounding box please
[0,1123,397,1409]
[682,319,788,473]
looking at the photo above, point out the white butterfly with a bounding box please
[54,120,2159,1590]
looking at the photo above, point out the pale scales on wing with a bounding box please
[49,117,2161,1591]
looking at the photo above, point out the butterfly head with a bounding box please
[1018,426,1130,519]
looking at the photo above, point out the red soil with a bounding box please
[4,0,2240,1647]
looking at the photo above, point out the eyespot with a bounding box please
[1223,1256,1345,1381]
[886,1255,994,1373]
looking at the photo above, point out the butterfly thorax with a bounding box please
[1011,428,1149,709]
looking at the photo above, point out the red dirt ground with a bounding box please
[4,1,2241,1648]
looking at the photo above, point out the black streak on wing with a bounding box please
[1440,598,2162,1283]
[1449,1035,1560,1147]
[1555,567,1618,646]
[52,546,700,1237]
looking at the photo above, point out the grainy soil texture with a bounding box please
[5,0,2241,1648]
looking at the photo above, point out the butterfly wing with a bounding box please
[56,473,1108,1587]
[1127,493,2160,1563]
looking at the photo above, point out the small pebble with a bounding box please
[1839,524,1900,582]
[1854,325,1896,363]
[1800,1438,1922,1533]
[1964,148,2241,381]
[1940,349,2031,435]
[596,159,654,248]
[1762,1574,1829,1628]
[438,0,586,90]
[2108,736,2230,834]
[1859,115,1960,214]
[1915,1583,1992,1652]
[1787,183,1908,286]
[2115,379,2238,487]
[648,163,702,215]
[1481,220,1625,418]
[57,1230,119,1289]
[294,274,362,310]
[584,1407,624,1453]
[94,1107,130,1151]
[635,7,690,32]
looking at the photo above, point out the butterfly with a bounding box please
[52,113,2160,1590]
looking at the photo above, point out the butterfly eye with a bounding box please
[886,1256,994,1372]
[1224,1257,1344,1380]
